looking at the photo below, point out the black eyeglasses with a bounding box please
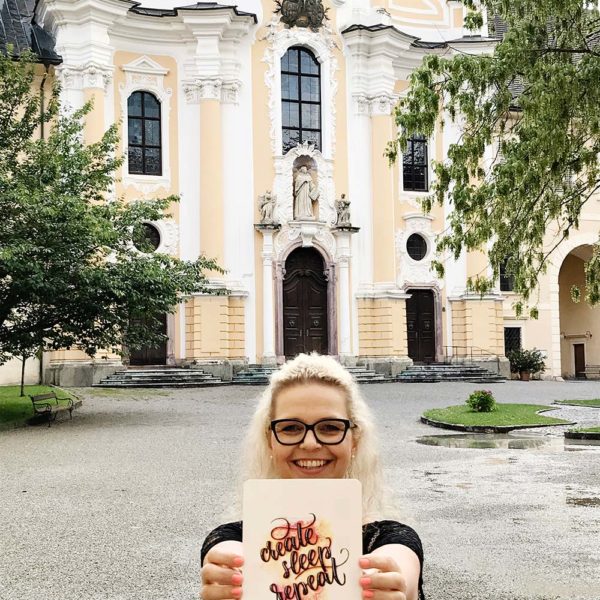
[270,418,355,446]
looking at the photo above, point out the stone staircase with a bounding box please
[231,364,391,385]
[94,367,227,388]
[396,363,505,383]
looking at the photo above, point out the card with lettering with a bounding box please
[243,479,362,600]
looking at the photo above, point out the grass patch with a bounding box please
[569,426,600,433]
[554,399,600,408]
[423,403,571,427]
[0,386,75,430]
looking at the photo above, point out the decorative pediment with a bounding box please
[122,56,169,77]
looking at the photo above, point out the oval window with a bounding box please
[406,233,427,261]
[133,223,161,253]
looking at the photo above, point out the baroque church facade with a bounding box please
[2,0,599,384]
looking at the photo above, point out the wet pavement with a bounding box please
[0,380,599,600]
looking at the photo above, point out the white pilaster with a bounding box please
[333,227,360,357]
[257,226,278,363]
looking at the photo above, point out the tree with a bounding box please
[388,0,600,314]
[0,51,222,392]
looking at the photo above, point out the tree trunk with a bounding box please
[20,355,26,397]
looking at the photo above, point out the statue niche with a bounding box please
[293,161,320,220]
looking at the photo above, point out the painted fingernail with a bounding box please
[232,573,243,585]
[233,556,244,567]
[231,587,242,598]
[359,558,370,568]
[363,591,374,599]
[359,577,372,587]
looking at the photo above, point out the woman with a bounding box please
[201,353,425,600]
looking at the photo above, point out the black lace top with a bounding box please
[201,520,425,599]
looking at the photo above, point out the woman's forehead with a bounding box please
[272,381,349,418]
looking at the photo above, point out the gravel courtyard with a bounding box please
[1,380,599,600]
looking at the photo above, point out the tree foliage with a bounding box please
[0,51,222,365]
[388,0,600,313]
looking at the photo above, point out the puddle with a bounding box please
[415,433,600,450]
[567,497,600,507]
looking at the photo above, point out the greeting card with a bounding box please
[243,479,362,600]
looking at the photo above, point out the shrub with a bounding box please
[507,348,546,374]
[466,389,496,412]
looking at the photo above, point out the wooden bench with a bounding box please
[29,392,80,426]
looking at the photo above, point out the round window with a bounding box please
[133,223,161,253]
[406,233,427,261]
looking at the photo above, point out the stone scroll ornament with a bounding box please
[243,479,362,600]
[274,0,328,31]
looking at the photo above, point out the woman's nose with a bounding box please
[300,429,322,448]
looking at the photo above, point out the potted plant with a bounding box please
[507,348,546,381]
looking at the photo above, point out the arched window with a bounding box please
[127,91,162,176]
[281,47,321,154]
[403,135,428,192]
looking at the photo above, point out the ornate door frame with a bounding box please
[275,240,338,363]
[405,285,443,363]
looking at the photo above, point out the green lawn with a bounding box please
[0,386,75,430]
[423,403,571,427]
[554,399,600,408]
[569,426,600,433]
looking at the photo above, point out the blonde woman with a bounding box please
[201,354,425,600]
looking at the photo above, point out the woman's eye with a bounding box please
[320,423,344,433]
[280,424,303,434]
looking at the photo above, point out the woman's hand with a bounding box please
[201,546,244,600]
[359,554,408,600]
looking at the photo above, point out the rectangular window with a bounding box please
[403,135,428,191]
[504,327,522,354]
[500,260,515,292]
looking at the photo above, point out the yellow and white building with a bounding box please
[2,0,599,385]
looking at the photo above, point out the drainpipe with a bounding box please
[38,63,49,385]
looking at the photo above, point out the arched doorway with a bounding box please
[558,245,599,377]
[406,289,436,363]
[283,247,328,358]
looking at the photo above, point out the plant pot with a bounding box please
[519,370,531,381]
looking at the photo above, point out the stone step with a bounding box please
[94,367,225,388]
[396,362,505,383]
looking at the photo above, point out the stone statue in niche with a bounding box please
[258,191,276,224]
[293,165,320,220]
[335,193,351,226]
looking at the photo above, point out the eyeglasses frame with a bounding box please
[269,418,356,446]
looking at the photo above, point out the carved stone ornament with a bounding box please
[275,0,329,31]
[261,17,339,156]
[396,213,443,290]
[274,220,335,261]
[57,63,113,93]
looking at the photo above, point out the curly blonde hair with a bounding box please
[242,353,386,521]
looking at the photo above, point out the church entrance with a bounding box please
[129,313,167,366]
[406,289,436,363]
[283,247,328,358]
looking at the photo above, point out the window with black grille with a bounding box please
[504,327,522,354]
[128,91,162,176]
[403,135,428,191]
[406,233,428,261]
[500,259,515,292]
[281,47,321,154]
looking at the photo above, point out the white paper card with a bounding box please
[243,479,362,600]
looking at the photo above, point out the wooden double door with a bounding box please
[406,289,436,363]
[129,313,167,366]
[283,248,328,358]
